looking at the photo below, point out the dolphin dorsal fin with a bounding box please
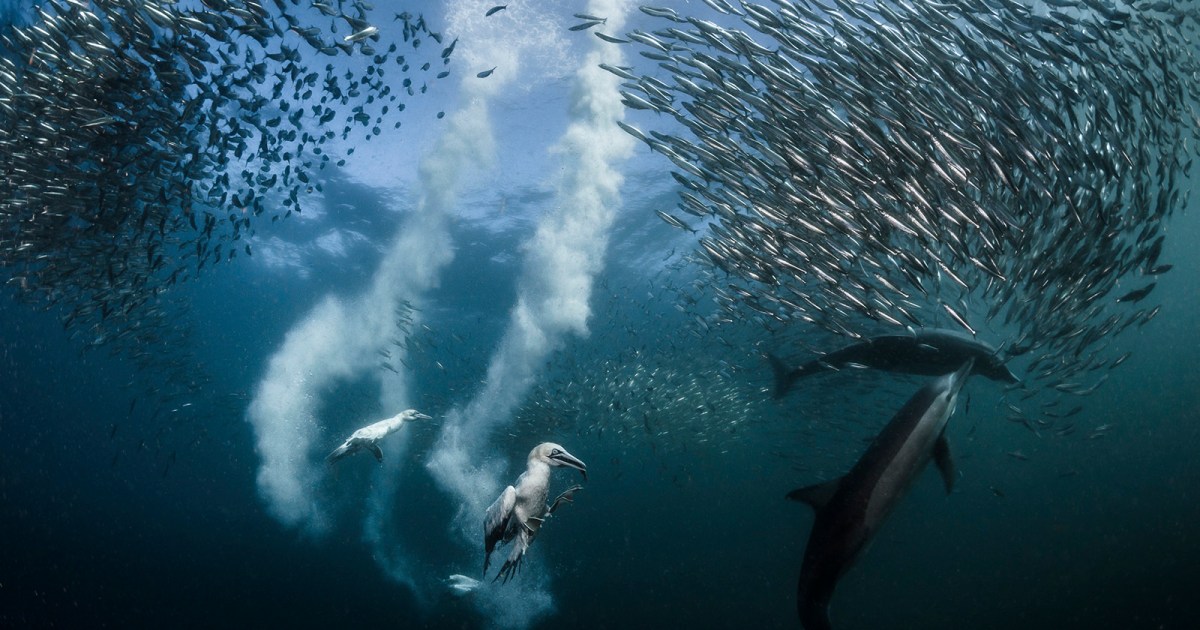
[786,477,843,511]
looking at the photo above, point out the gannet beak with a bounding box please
[550,450,588,481]
[413,411,432,420]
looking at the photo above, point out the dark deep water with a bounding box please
[3,1,1200,629]
[3,205,1199,629]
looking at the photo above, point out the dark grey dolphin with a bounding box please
[769,328,1017,398]
[787,360,973,630]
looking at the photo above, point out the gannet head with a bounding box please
[395,409,433,422]
[530,442,588,481]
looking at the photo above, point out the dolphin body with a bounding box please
[788,360,974,630]
[769,328,1018,398]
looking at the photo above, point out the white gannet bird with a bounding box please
[483,442,587,583]
[326,409,432,464]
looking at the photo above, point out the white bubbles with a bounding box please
[247,2,634,625]
[427,1,635,626]
[247,296,365,534]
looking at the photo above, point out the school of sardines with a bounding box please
[0,0,1196,429]
[0,0,451,368]
[610,0,1199,406]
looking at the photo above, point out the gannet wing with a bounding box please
[356,420,386,440]
[483,485,516,577]
[366,443,383,462]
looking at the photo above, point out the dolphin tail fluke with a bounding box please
[798,576,836,630]
[799,597,833,630]
[769,354,811,399]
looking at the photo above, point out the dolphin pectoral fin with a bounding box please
[1000,365,1021,384]
[768,353,808,399]
[367,443,383,463]
[787,477,842,511]
[934,434,956,494]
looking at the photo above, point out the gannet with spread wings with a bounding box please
[483,442,587,583]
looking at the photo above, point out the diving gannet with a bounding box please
[326,409,432,464]
[483,442,587,583]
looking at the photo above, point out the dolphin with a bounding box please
[483,442,587,583]
[788,359,974,630]
[769,328,1017,398]
[326,409,432,464]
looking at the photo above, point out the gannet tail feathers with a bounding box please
[326,441,355,464]
[494,528,531,584]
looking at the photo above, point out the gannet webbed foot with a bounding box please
[548,484,583,514]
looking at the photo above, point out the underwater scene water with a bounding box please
[1,1,1198,628]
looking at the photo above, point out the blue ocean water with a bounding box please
[2,1,1200,629]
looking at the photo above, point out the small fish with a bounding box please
[595,32,630,44]
[82,116,118,128]
[1115,282,1156,303]
[344,26,380,43]
[656,209,697,234]
[485,5,507,17]
[569,20,604,31]
[477,67,497,78]
[941,303,977,335]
